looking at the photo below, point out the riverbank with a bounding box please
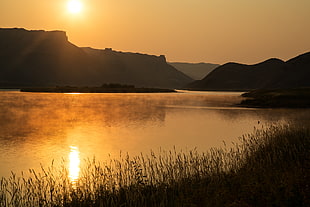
[239,88,310,108]
[1,124,309,206]
[20,85,177,93]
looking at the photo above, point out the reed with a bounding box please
[1,124,309,206]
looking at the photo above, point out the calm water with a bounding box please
[0,90,309,178]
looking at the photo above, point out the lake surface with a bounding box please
[0,91,309,178]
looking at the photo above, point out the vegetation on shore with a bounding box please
[240,87,310,108]
[20,84,176,93]
[1,124,309,206]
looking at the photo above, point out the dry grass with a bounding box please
[1,124,309,206]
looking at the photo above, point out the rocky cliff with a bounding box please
[0,28,192,88]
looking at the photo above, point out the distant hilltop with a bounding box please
[169,62,219,80]
[0,28,193,89]
[186,52,310,91]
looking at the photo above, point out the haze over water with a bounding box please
[0,91,309,178]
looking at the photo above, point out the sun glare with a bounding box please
[67,0,83,14]
[68,146,80,185]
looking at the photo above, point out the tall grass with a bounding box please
[1,124,309,206]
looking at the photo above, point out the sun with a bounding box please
[67,0,83,14]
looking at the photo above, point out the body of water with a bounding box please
[0,91,309,179]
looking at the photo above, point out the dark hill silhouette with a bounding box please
[169,62,219,80]
[0,28,93,86]
[81,47,192,88]
[0,28,192,88]
[186,52,310,91]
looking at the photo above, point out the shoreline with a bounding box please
[238,88,310,108]
[20,86,177,93]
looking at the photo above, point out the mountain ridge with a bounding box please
[0,28,193,88]
[186,52,310,91]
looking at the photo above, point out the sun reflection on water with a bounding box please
[68,146,80,184]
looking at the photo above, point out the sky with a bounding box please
[1,0,310,64]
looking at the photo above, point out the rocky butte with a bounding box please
[0,28,193,88]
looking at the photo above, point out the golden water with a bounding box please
[0,91,308,179]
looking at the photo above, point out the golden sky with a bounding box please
[1,0,310,64]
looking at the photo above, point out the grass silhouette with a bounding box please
[1,124,309,206]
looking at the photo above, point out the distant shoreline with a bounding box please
[238,88,310,108]
[20,86,177,93]
[0,89,20,91]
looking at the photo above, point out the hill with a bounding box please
[0,28,193,88]
[186,52,310,91]
[169,62,219,80]
[81,47,192,88]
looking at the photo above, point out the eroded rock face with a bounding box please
[0,28,192,88]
